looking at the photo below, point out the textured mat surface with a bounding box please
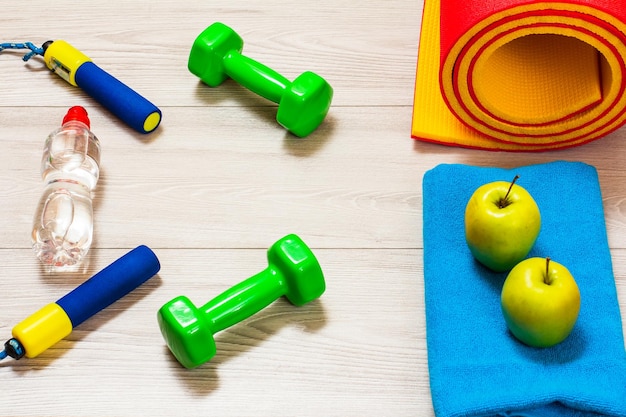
[412,0,626,151]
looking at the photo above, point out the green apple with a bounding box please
[501,257,581,348]
[465,176,541,272]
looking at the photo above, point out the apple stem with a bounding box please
[498,175,520,209]
[545,257,552,285]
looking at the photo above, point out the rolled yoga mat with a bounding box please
[411,0,626,151]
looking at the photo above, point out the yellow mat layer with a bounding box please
[412,0,626,151]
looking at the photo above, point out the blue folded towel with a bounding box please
[422,161,626,417]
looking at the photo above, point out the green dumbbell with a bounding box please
[157,234,326,368]
[188,22,333,137]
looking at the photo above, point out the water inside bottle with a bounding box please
[32,120,101,267]
[32,183,94,267]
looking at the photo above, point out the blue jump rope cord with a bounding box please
[0,42,45,61]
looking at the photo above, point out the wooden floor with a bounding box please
[1,1,625,416]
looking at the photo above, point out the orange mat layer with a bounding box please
[411,0,626,151]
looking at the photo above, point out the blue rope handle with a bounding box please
[0,42,45,61]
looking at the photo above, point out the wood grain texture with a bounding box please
[0,0,624,416]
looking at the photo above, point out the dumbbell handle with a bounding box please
[200,267,284,334]
[223,51,290,104]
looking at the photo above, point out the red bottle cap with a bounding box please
[62,106,90,128]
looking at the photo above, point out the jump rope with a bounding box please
[0,41,163,362]
[0,40,161,134]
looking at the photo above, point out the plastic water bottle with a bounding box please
[32,106,101,267]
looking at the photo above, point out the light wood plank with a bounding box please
[0,248,427,417]
[0,0,421,107]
